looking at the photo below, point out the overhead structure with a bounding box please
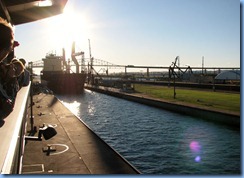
[0,0,68,25]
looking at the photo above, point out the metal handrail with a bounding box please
[0,84,30,174]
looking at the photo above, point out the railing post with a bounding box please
[29,62,36,134]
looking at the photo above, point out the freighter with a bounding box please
[41,42,87,94]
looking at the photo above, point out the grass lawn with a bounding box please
[134,84,240,114]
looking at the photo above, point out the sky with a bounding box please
[14,0,240,68]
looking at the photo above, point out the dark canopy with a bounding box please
[0,0,68,25]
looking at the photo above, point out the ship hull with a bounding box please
[41,72,86,94]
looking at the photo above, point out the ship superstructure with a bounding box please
[41,44,86,94]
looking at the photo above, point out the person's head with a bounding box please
[19,58,26,66]
[11,61,24,77]
[10,58,18,63]
[0,17,14,62]
[1,61,24,79]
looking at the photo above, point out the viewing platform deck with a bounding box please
[21,93,140,174]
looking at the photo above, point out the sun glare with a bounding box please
[43,5,91,56]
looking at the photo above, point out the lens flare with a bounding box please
[189,141,202,162]
[189,141,201,152]
[195,156,201,162]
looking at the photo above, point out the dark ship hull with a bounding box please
[41,72,86,94]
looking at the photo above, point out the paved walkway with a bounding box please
[22,93,140,174]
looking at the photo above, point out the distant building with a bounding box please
[215,70,240,84]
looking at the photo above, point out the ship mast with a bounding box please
[71,41,79,73]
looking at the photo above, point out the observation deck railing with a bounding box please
[0,84,30,174]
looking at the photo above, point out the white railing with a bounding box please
[0,84,30,174]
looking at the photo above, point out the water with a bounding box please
[57,89,240,175]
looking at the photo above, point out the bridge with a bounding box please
[29,55,240,82]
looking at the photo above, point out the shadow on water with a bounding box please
[53,87,87,104]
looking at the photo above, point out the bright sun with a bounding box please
[43,5,91,56]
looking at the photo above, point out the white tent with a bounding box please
[215,70,240,80]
